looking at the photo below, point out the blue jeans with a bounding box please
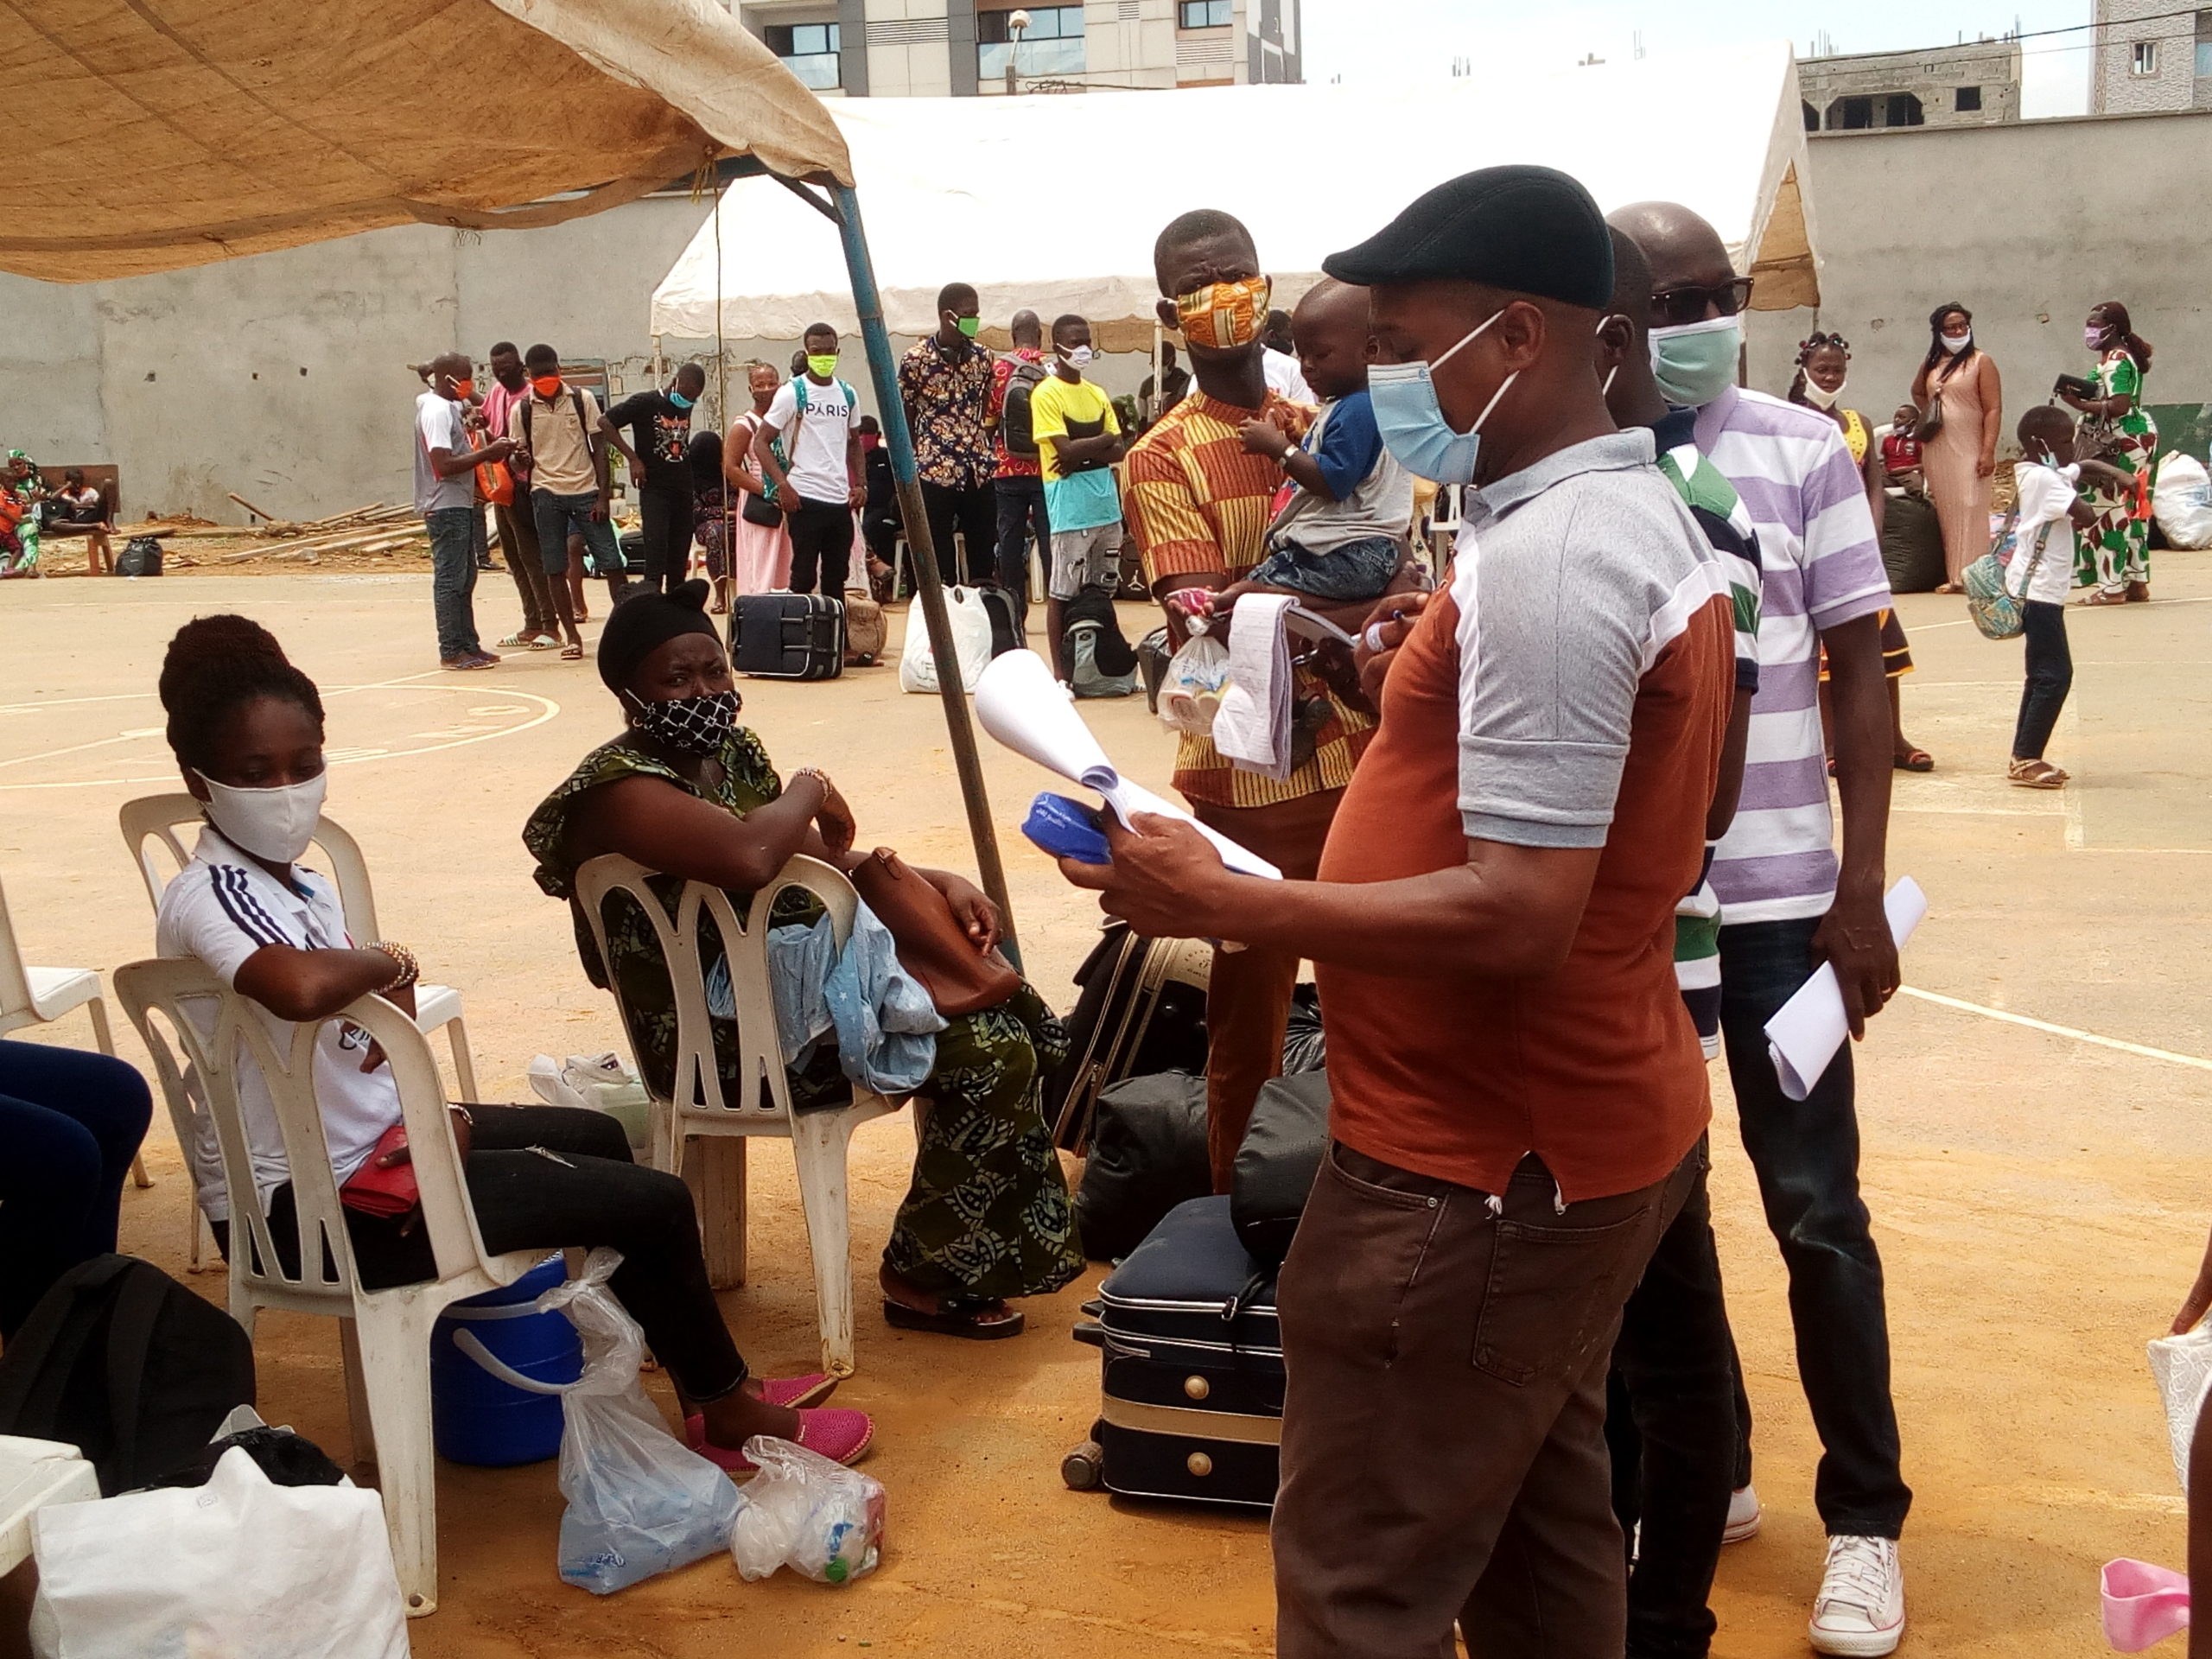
[2013,600,2072,760]
[994,474,1050,634]
[531,488,620,580]
[0,1040,153,1338]
[1248,532,1402,602]
[1717,917,1911,1538]
[423,506,485,660]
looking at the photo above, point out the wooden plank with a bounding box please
[227,492,276,521]
[683,1138,748,1290]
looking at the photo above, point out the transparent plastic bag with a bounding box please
[2147,1321,2212,1492]
[728,1436,886,1586]
[537,1249,741,1593]
[1160,631,1230,736]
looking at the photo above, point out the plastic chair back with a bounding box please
[0,873,37,1027]
[113,957,495,1304]
[118,793,382,941]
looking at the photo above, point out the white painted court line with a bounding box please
[1898,986,2212,1073]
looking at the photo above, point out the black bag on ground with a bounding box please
[1062,589,1138,676]
[728,591,844,680]
[117,536,162,577]
[1230,1071,1332,1268]
[1280,982,1324,1074]
[146,1424,346,1491]
[1074,1071,1212,1262]
[0,1254,255,1495]
[979,585,1021,658]
[1069,1196,1281,1510]
[1046,920,1211,1152]
[1137,626,1172,715]
[1880,490,1947,594]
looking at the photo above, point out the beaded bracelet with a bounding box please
[367,941,419,995]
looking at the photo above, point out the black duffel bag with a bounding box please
[1230,1071,1332,1268]
[1074,1071,1211,1262]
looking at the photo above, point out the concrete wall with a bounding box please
[1743,109,2212,454]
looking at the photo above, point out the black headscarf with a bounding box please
[596,579,721,694]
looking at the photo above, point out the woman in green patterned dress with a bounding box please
[2062,301,2157,607]
[524,582,1082,1340]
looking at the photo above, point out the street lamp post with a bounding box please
[1004,8,1029,94]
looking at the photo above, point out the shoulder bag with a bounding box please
[849,847,1020,1018]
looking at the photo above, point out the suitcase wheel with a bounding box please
[1061,1440,1105,1492]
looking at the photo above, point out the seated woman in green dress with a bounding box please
[524,582,1083,1340]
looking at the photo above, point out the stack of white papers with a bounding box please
[1764,878,1927,1099]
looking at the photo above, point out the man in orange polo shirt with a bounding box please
[1071,167,1737,1656]
[1122,208,1408,1190]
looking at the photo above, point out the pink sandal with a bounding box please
[686,1408,875,1474]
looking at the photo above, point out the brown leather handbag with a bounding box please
[849,847,1020,1017]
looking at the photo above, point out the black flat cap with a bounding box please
[1324,164,1613,310]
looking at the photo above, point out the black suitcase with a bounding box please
[1065,1197,1281,1510]
[1046,921,1211,1153]
[729,592,844,681]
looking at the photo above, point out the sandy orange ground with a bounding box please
[4,561,2210,1656]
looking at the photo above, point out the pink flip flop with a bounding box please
[2101,1559,2191,1652]
[687,1408,875,1474]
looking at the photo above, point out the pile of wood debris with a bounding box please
[123,501,427,566]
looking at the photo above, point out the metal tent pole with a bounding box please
[827,181,1019,959]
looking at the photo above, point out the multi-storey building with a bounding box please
[2090,0,2212,113]
[1798,37,2022,130]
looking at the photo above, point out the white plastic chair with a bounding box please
[0,870,149,1190]
[115,957,539,1618]
[118,793,479,1102]
[0,1434,100,1576]
[573,853,901,1376]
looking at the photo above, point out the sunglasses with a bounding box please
[1650,276,1756,329]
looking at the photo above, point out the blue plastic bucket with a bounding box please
[430,1255,581,1467]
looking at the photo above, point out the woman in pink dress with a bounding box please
[721,362,792,600]
[1910,302,2003,592]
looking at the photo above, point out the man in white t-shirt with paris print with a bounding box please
[755,322,865,598]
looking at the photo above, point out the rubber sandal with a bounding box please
[496,633,531,650]
[561,643,584,661]
[881,1297,1026,1340]
[1894,749,1934,772]
[2008,759,2068,789]
[687,1408,876,1474]
[2078,590,2129,607]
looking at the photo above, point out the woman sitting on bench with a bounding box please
[153,613,870,1471]
[524,582,1084,1340]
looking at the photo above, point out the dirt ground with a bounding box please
[5,557,2211,1656]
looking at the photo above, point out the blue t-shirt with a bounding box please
[1307,388,1385,501]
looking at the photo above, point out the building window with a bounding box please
[1179,0,1232,26]
[2133,40,2160,76]
[2200,10,2212,74]
[1955,85,1981,111]
[1802,99,1820,131]
[766,21,841,91]
[1883,92,1923,126]
[1829,95,1873,130]
[980,4,1085,79]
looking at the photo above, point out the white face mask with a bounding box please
[1801,378,1842,410]
[197,770,327,864]
[1060,344,1095,369]
[1940,331,1972,354]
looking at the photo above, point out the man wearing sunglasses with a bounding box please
[1611,200,1907,1659]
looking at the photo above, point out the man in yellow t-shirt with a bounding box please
[1028,314,1126,678]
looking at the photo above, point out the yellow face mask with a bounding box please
[1175,275,1272,352]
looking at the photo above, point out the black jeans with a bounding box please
[2013,600,2072,760]
[921,478,997,585]
[1718,917,1910,1538]
[993,474,1050,633]
[1606,1143,1738,1659]
[223,1106,746,1403]
[635,483,695,595]
[786,497,854,596]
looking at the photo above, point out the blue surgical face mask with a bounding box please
[669,389,696,410]
[1648,315,1742,409]
[1366,310,1514,487]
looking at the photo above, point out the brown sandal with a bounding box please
[2007,758,2068,789]
[2077,590,2129,607]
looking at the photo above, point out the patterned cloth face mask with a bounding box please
[624,689,741,755]
[1175,275,1273,351]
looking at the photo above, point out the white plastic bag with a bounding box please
[528,1052,651,1157]
[1160,630,1230,735]
[2152,452,2212,550]
[899,585,995,695]
[2149,1321,2212,1491]
[538,1249,741,1594]
[727,1436,885,1586]
[29,1445,407,1658]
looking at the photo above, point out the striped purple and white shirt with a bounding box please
[1694,387,1891,924]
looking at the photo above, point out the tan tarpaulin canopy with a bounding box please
[0,0,851,283]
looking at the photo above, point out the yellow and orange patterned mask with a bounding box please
[1175,275,1272,352]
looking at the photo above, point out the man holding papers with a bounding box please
[1068,167,1738,1659]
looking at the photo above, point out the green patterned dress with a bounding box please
[524,729,1083,1302]
[2076,351,2157,595]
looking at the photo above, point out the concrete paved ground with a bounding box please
[3,560,2210,1656]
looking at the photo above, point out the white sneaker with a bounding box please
[1723,1483,1762,1544]
[1808,1535,1905,1656]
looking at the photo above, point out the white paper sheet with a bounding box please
[1211,592,1294,782]
[1763,877,1927,1100]
[973,650,1283,880]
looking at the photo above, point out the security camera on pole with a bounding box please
[1004,8,1030,95]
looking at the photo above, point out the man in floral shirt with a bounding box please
[987,308,1052,631]
[899,281,998,584]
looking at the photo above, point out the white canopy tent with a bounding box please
[652,40,1819,353]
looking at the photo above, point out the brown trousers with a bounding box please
[493,499,555,637]
[1272,1143,1695,1659]
[1191,788,1341,1192]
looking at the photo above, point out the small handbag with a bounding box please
[337,1122,419,1218]
[849,848,1020,1018]
[1965,520,2052,641]
[741,490,785,528]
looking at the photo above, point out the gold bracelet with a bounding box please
[792,766,832,798]
[367,941,418,995]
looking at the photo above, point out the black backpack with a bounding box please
[0,1255,255,1494]
[1000,359,1049,460]
[117,536,162,577]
